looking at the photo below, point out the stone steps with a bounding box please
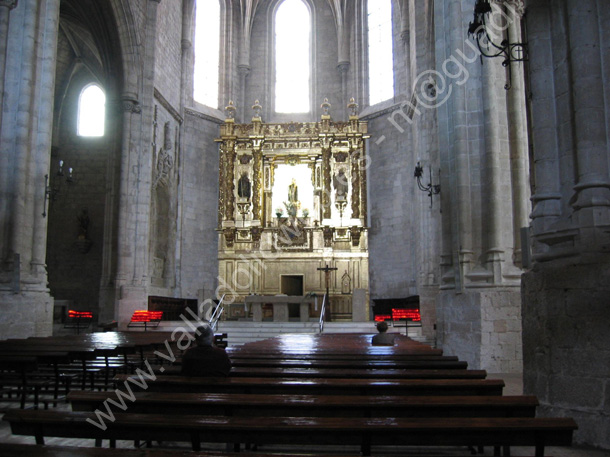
[205,321,426,347]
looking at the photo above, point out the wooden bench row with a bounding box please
[155,364,488,379]
[68,390,539,418]
[3,409,577,456]
[113,374,506,396]
[0,443,513,457]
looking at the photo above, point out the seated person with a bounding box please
[181,323,231,377]
[371,321,395,346]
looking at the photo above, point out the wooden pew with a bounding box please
[0,443,365,457]
[3,409,577,456]
[113,374,505,396]
[227,358,469,369]
[157,365,488,379]
[228,333,443,355]
[225,350,458,361]
[68,390,539,418]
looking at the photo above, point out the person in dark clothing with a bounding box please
[371,320,395,346]
[181,323,231,377]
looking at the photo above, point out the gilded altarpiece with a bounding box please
[216,110,370,321]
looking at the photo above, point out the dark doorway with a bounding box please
[281,275,303,319]
[281,275,304,296]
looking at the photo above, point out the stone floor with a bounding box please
[0,373,608,456]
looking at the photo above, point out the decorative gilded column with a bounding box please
[217,143,226,226]
[321,138,333,220]
[252,139,263,221]
[350,144,361,220]
[225,139,236,221]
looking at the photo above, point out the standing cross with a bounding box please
[317,264,338,322]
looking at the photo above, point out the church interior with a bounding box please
[0,0,609,454]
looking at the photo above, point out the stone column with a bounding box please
[526,2,562,244]
[6,0,38,272]
[115,0,161,327]
[448,0,474,286]
[0,0,17,126]
[31,0,60,286]
[0,0,57,337]
[337,63,349,121]
[481,49,506,283]
[506,12,530,267]
[567,0,610,222]
[238,66,250,122]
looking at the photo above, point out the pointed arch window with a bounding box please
[275,0,310,113]
[77,84,105,137]
[194,0,221,107]
[367,0,395,105]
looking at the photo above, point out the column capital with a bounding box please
[121,98,142,114]
[0,0,18,10]
[491,0,525,18]
[337,61,350,74]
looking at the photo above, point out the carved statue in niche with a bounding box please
[333,169,348,201]
[288,178,298,204]
[341,272,351,295]
[77,208,90,239]
[238,173,251,199]
[153,121,174,188]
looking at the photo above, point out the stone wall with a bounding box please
[180,110,222,302]
[438,289,522,373]
[46,69,109,321]
[367,113,418,300]
[522,263,610,449]
[245,0,342,122]
[155,0,184,110]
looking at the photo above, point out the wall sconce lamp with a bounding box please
[43,160,74,217]
[414,161,440,208]
[467,0,528,90]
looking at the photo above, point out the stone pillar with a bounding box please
[238,66,250,122]
[31,0,61,286]
[567,0,610,226]
[337,62,349,121]
[0,0,58,338]
[522,2,610,449]
[0,0,17,126]
[115,0,161,328]
[506,13,530,267]
[435,0,523,374]
[526,1,561,249]
[481,54,506,283]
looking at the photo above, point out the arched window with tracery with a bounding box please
[193,0,220,107]
[77,83,105,137]
[275,0,310,113]
[367,0,394,105]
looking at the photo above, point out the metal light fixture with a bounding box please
[414,161,440,207]
[468,0,528,90]
[43,160,74,217]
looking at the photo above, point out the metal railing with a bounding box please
[209,294,225,332]
[319,293,327,333]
